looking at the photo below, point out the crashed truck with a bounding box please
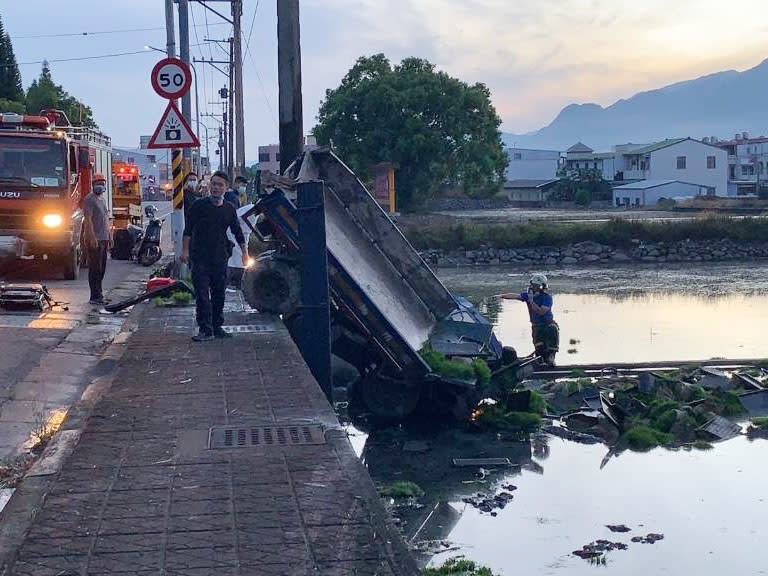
[242,148,522,419]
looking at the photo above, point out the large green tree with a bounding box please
[314,54,507,209]
[26,61,97,128]
[0,14,24,103]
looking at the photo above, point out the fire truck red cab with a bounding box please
[0,110,112,279]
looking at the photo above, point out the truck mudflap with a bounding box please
[251,148,502,381]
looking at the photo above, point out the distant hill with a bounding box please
[503,58,768,151]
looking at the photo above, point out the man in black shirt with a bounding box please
[181,171,248,341]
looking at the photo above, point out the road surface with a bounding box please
[0,201,172,458]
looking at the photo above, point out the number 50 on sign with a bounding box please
[151,58,192,100]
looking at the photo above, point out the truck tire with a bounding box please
[63,246,79,280]
[242,257,300,314]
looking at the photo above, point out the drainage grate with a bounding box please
[222,324,275,334]
[208,424,325,449]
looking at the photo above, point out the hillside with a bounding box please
[504,58,768,151]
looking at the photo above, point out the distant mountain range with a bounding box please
[503,58,768,152]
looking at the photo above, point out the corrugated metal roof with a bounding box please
[625,138,688,155]
[503,179,559,189]
[612,179,704,190]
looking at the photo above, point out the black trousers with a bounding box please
[86,240,108,300]
[192,259,227,334]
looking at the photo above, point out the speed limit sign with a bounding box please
[151,58,192,100]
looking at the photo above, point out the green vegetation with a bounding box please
[402,215,768,251]
[378,481,425,499]
[420,346,491,386]
[477,405,541,434]
[621,425,673,451]
[172,291,192,304]
[314,54,507,209]
[153,291,193,307]
[26,61,97,127]
[693,440,714,450]
[0,16,24,106]
[751,417,768,428]
[528,390,547,415]
[423,558,498,575]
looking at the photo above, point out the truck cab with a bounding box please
[0,111,111,279]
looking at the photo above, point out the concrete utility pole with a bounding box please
[227,38,235,182]
[179,0,192,167]
[232,0,246,176]
[165,0,184,264]
[277,0,303,174]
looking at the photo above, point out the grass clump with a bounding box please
[420,346,490,386]
[751,416,768,428]
[423,558,498,576]
[477,405,541,434]
[172,290,192,304]
[621,425,673,451]
[378,481,425,499]
[693,440,714,450]
[528,390,547,415]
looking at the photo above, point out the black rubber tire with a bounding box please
[357,374,422,420]
[241,258,300,314]
[139,245,162,267]
[63,246,79,280]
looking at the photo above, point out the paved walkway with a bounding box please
[2,295,418,575]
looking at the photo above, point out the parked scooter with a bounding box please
[133,204,164,266]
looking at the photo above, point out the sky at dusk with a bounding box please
[3,0,767,163]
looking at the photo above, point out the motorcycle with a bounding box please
[133,204,164,267]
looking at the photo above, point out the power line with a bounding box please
[13,50,153,66]
[244,0,260,55]
[11,22,227,40]
[241,0,277,128]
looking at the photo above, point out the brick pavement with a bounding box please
[3,296,419,575]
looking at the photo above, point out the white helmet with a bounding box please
[530,273,548,288]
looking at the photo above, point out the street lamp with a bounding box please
[144,45,201,173]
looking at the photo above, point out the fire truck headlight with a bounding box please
[42,214,63,228]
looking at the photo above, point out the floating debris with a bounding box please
[462,490,516,514]
[631,533,665,544]
[573,540,628,560]
[606,524,631,533]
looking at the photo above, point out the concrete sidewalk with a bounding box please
[1,295,418,575]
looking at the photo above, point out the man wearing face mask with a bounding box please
[182,171,201,225]
[181,171,248,341]
[223,176,242,209]
[82,173,111,305]
[234,175,249,205]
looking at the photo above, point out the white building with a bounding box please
[505,147,560,181]
[612,180,710,207]
[563,142,629,182]
[617,138,728,196]
[258,135,318,174]
[714,132,768,196]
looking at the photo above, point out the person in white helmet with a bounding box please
[500,273,559,365]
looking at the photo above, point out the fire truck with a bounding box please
[111,162,142,231]
[0,110,112,279]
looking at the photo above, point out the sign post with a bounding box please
[147,57,198,269]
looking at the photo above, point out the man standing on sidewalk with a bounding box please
[181,171,248,341]
[82,173,111,305]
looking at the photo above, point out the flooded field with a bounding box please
[346,263,768,575]
[439,263,768,364]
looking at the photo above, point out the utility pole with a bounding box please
[232,0,245,176]
[165,0,184,266]
[227,38,235,182]
[277,0,303,174]
[179,0,192,170]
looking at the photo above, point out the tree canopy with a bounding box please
[0,14,24,104]
[314,54,507,209]
[25,61,97,128]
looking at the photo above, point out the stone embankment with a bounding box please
[421,238,768,267]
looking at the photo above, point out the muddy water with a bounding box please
[429,436,768,575]
[438,263,768,363]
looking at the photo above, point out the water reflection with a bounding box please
[491,292,768,364]
[355,421,768,575]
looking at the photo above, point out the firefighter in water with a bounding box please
[82,173,111,305]
[501,273,559,366]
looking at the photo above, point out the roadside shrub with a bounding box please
[423,558,498,576]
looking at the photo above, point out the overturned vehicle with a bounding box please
[241,149,532,419]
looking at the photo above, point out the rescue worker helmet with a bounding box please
[530,273,548,288]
